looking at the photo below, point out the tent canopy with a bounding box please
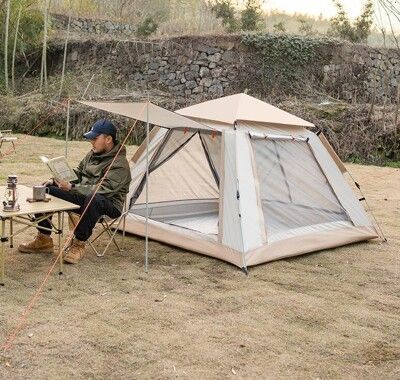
[78,100,214,131]
[176,93,314,128]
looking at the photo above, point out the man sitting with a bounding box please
[18,119,132,264]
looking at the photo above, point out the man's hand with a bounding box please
[42,178,54,187]
[54,178,72,191]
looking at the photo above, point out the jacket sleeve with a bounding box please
[72,162,130,197]
[72,183,97,196]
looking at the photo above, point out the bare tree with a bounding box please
[59,2,71,98]
[40,0,50,91]
[11,5,22,94]
[4,0,11,92]
[376,0,400,48]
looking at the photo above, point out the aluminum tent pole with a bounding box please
[145,100,149,273]
[65,98,70,158]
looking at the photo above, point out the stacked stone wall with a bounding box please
[54,35,399,104]
[51,13,135,37]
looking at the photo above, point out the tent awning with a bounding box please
[78,101,214,131]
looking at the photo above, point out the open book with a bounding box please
[40,155,78,182]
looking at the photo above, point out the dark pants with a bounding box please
[37,186,121,241]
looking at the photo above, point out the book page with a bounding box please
[41,156,78,182]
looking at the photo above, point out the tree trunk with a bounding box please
[11,5,22,95]
[59,6,71,98]
[40,0,50,91]
[4,0,11,92]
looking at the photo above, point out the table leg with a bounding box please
[1,218,5,286]
[10,217,13,248]
[58,212,63,275]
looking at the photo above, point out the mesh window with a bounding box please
[252,138,351,240]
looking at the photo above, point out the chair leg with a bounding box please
[101,220,121,252]
[122,213,127,251]
[99,213,127,256]
[88,240,101,256]
[85,211,129,257]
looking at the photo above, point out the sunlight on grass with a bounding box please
[1,135,137,186]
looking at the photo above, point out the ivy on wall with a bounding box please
[241,33,339,92]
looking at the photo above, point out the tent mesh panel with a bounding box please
[252,139,351,240]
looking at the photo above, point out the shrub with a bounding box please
[136,16,158,37]
[273,21,286,33]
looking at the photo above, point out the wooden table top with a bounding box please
[0,185,80,218]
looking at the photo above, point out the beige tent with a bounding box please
[79,94,378,270]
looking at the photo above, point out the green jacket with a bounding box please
[71,143,131,212]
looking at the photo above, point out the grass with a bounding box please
[0,135,398,379]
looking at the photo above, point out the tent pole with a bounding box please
[65,98,70,158]
[145,100,149,273]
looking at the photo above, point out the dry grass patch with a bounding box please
[0,135,399,379]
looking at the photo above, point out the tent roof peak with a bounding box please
[176,93,314,128]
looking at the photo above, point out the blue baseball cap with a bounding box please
[83,119,116,140]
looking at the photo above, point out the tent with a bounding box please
[78,94,378,270]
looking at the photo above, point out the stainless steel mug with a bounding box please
[33,185,49,201]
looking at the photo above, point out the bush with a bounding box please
[273,21,286,33]
[136,16,158,37]
[298,18,313,36]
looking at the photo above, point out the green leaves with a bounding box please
[241,33,335,91]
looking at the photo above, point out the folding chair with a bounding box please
[0,130,17,156]
[67,202,128,257]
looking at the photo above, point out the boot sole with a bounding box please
[18,247,54,254]
[63,256,79,264]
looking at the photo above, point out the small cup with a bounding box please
[33,185,49,201]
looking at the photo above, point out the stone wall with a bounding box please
[323,43,400,102]
[54,36,260,106]
[51,13,135,37]
[49,34,400,104]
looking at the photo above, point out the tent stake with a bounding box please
[145,100,149,272]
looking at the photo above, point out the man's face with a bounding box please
[90,134,111,154]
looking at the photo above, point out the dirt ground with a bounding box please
[0,135,399,379]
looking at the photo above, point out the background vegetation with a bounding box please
[0,0,399,165]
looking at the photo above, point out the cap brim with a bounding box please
[83,131,100,140]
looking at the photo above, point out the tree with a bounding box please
[241,0,263,31]
[354,0,374,42]
[211,0,239,32]
[4,0,10,92]
[329,0,374,43]
[1,0,46,93]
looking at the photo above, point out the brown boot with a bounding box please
[18,232,54,254]
[64,238,86,264]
